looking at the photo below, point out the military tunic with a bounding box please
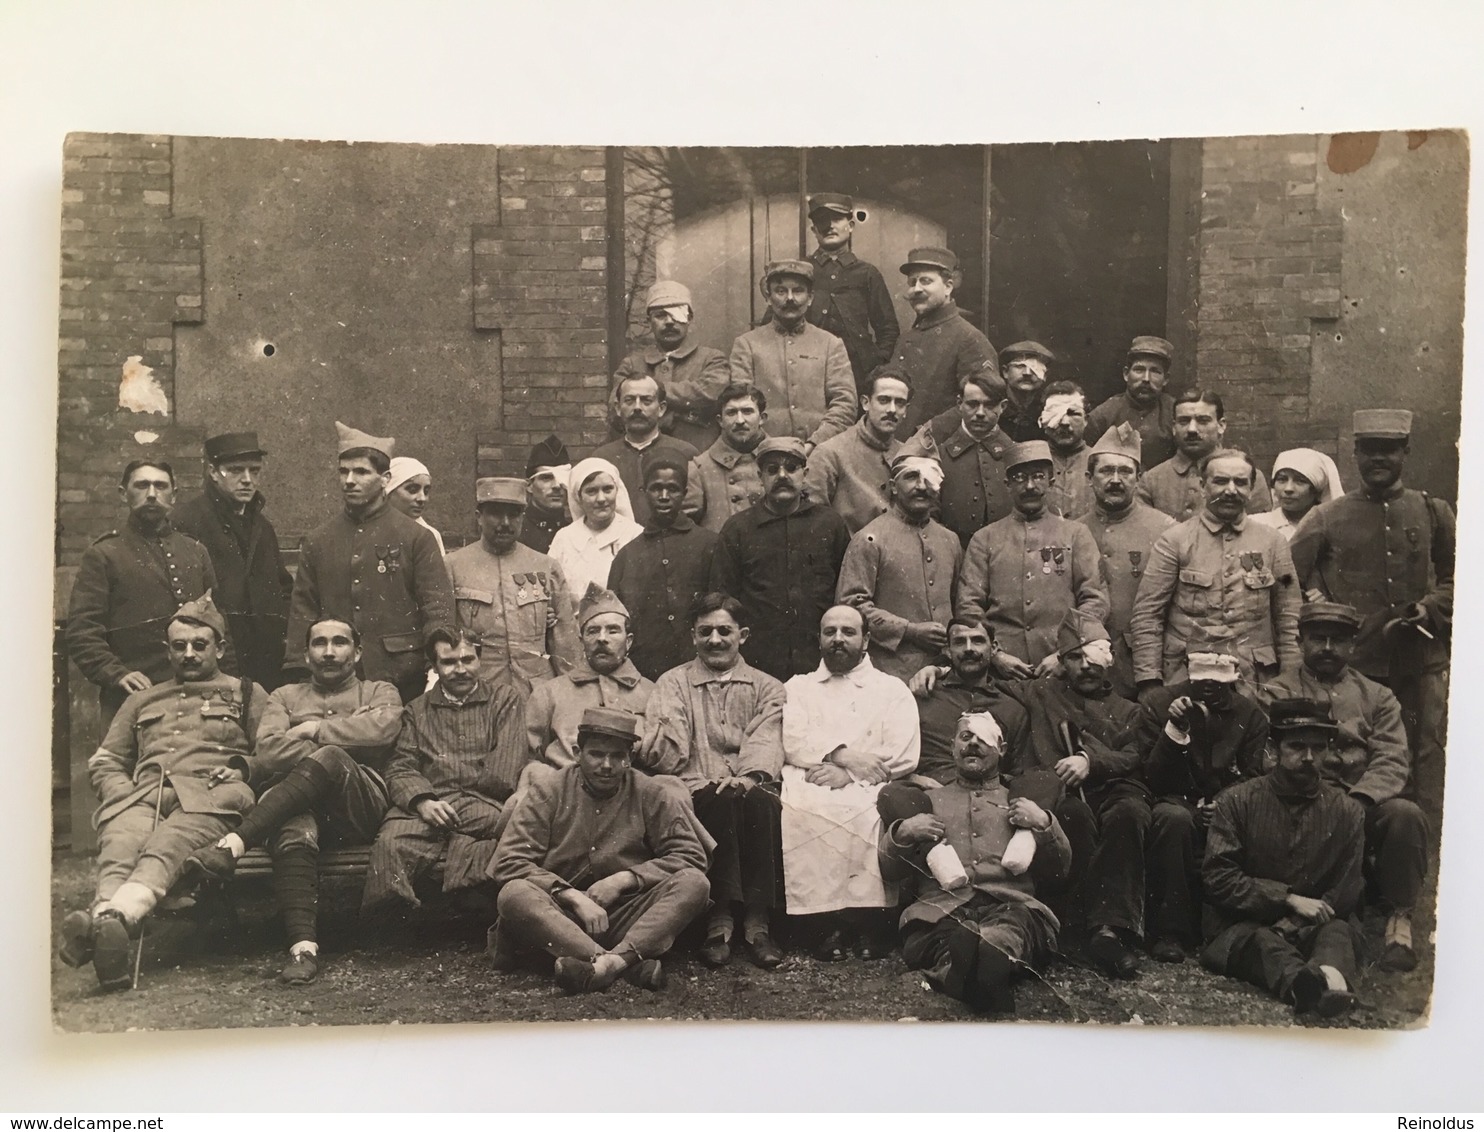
[956,512,1110,665]
[525,660,655,769]
[728,321,857,448]
[1127,511,1300,688]
[801,248,900,390]
[1046,445,1094,519]
[608,517,719,681]
[1080,501,1176,697]
[802,417,901,534]
[1137,452,1273,522]
[687,437,766,533]
[171,481,293,690]
[1085,391,1177,470]
[900,410,1015,546]
[444,539,578,698]
[612,341,732,452]
[66,516,227,719]
[998,392,1047,444]
[518,504,570,556]
[890,302,997,437]
[836,508,962,681]
[285,499,455,699]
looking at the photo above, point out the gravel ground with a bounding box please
[49,853,1434,1033]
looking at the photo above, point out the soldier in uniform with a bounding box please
[1261,601,1429,972]
[996,341,1056,444]
[519,434,573,556]
[445,477,578,697]
[955,440,1109,676]
[592,373,699,529]
[284,423,455,703]
[66,458,227,729]
[610,280,731,453]
[802,367,908,534]
[836,453,962,681]
[728,259,857,453]
[171,431,293,691]
[1288,408,1454,819]
[795,192,900,393]
[1079,424,1175,698]
[1039,380,1094,518]
[1128,448,1300,694]
[58,595,267,991]
[1085,336,1180,470]
[890,246,997,437]
[898,364,1015,547]
[687,383,769,534]
[1138,391,1273,521]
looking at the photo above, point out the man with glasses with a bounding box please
[956,441,1109,677]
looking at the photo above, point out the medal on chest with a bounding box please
[1128,550,1144,578]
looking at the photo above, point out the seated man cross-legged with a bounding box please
[490,707,712,995]
[184,617,401,984]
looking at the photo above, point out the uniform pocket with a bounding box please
[382,633,422,655]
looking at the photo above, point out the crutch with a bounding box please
[130,766,166,989]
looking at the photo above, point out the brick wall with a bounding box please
[473,146,610,476]
[56,133,207,610]
[1195,135,1345,469]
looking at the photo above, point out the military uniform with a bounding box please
[802,417,901,534]
[519,505,569,556]
[66,515,227,725]
[729,320,857,449]
[171,480,292,691]
[1127,511,1301,689]
[800,246,900,391]
[1081,501,1176,697]
[687,437,766,533]
[90,672,267,901]
[612,341,732,453]
[891,301,997,438]
[1046,445,1094,519]
[1138,452,1273,521]
[285,498,455,702]
[900,410,1014,546]
[444,539,578,697]
[1085,391,1177,471]
[955,512,1109,665]
[525,659,655,769]
[836,508,962,681]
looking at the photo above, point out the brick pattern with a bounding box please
[1195,134,1345,469]
[56,133,206,605]
[473,146,609,476]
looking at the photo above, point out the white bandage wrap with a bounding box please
[531,463,572,486]
[893,455,945,491]
[1038,392,1083,430]
[1079,639,1114,668]
[959,711,1004,749]
[1001,829,1038,875]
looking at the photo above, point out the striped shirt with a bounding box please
[383,678,528,812]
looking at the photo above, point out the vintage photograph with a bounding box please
[50,131,1464,1034]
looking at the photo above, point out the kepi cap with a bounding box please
[645,280,692,310]
[1298,601,1362,634]
[761,259,814,288]
[335,421,395,460]
[808,192,854,217]
[576,706,642,745]
[754,436,810,465]
[1126,336,1173,363]
[475,477,528,507]
[1267,698,1340,735]
[1353,409,1413,440]
[172,590,227,640]
[204,431,266,462]
[899,246,958,275]
[1004,439,1053,471]
[1000,341,1055,365]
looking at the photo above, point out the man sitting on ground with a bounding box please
[490,707,711,995]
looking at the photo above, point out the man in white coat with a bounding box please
[781,604,920,962]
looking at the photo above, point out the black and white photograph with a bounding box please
[6,0,1483,1116]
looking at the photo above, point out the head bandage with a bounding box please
[530,463,572,485]
[958,711,1004,750]
[386,457,430,494]
[1038,393,1085,431]
[1188,652,1240,683]
[652,303,691,325]
[892,455,944,492]
[1074,639,1114,668]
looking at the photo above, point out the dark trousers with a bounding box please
[1202,918,1360,1003]
[1148,798,1202,942]
[495,870,711,963]
[1085,791,1153,937]
[362,791,504,915]
[691,783,782,910]
[1366,796,1430,912]
[1377,665,1449,819]
[901,896,1057,1012]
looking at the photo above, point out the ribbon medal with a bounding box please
[375,544,389,574]
[1129,550,1144,578]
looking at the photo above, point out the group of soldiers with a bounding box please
[59,192,1453,1018]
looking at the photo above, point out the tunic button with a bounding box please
[667,614,675,621]
[662,559,669,565]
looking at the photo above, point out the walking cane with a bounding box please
[131,766,166,990]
